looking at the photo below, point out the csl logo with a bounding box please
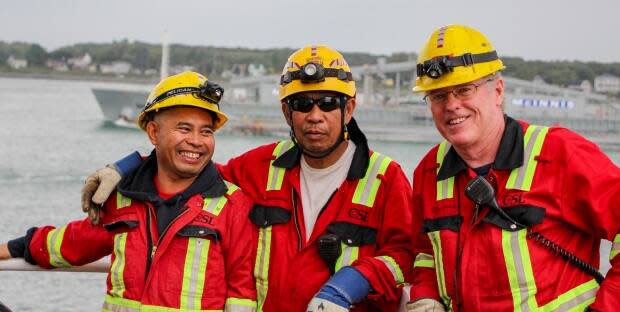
[348,208,368,222]
[195,212,214,225]
[502,193,526,206]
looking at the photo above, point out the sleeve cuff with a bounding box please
[113,151,142,177]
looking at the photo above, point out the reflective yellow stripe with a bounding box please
[103,295,140,312]
[502,229,537,312]
[254,226,272,312]
[266,140,294,191]
[110,232,128,298]
[180,238,211,310]
[540,279,598,311]
[46,225,71,268]
[202,181,238,216]
[103,295,225,312]
[375,255,405,284]
[506,126,549,191]
[428,231,451,310]
[225,298,257,312]
[414,252,435,268]
[335,242,359,272]
[611,234,620,261]
[436,141,454,200]
[352,152,392,207]
[116,192,131,209]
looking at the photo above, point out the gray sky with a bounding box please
[1,0,618,62]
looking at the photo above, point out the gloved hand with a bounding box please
[81,165,121,224]
[80,151,143,224]
[306,266,371,312]
[306,296,349,312]
[406,298,446,312]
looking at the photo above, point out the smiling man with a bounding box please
[407,25,620,311]
[0,71,257,311]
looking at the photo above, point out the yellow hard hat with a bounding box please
[138,71,228,130]
[413,24,505,92]
[279,45,356,100]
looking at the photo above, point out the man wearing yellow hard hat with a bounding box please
[408,24,620,311]
[0,71,258,311]
[80,45,414,311]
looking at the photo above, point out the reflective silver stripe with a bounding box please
[254,226,272,312]
[225,297,257,312]
[375,255,405,284]
[47,226,71,268]
[181,238,210,310]
[512,126,542,189]
[611,234,620,261]
[502,229,537,312]
[414,252,435,268]
[267,140,293,191]
[102,302,139,312]
[355,153,391,207]
[102,295,140,312]
[110,233,128,298]
[436,141,454,201]
[552,288,597,312]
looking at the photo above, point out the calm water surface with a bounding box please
[0,77,615,311]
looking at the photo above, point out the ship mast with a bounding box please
[160,31,170,80]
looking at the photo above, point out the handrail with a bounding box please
[0,257,109,273]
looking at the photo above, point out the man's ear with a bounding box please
[281,101,292,127]
[146,121,159,146]
[344,97,356,124]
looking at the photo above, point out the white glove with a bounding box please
[306,297,350,312]
[81,165,121,224]
[406,298,446,312]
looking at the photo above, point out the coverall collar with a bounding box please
[273,117,370,180]
[117,149,228,203]
[437,115,524,180]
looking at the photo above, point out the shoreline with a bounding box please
[0,71,156,84]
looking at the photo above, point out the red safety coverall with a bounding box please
[27,158,257,311]
[410,116,620,311]
[218,120,413,311]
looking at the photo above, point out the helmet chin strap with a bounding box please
[289,106,348,160]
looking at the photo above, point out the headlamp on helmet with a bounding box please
[280,64,353,86]
[198,81,224,105]
[417,56,454,79]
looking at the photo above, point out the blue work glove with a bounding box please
[306,266,371,312]
[81,151,142,224]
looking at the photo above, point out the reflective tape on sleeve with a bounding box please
[109,232,128,298]
[46,225,71,268]
[180,237,211,310]
[436,141,454,201]
[611,234,620,261]
[414,252,435,268]
[225,298,257,312]
[352,152,392,207]
[506,125,549,191]
[266,140,294,191]
[375,255,405,285]
[254,226,272,312]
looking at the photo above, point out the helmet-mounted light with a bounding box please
[280,62,354,86]
[144,80,224,111]
[416,51,500,80]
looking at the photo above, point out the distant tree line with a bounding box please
[1,40,620,87]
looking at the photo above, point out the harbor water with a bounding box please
[0,77,615,311]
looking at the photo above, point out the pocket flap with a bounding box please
[327,222,377,246]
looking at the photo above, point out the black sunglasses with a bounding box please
[287,95,348,113]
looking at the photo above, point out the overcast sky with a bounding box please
[1,0,618,62]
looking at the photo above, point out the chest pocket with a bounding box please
[177,225,221,241]
[103,192,139,233]
[327,222,377,272]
